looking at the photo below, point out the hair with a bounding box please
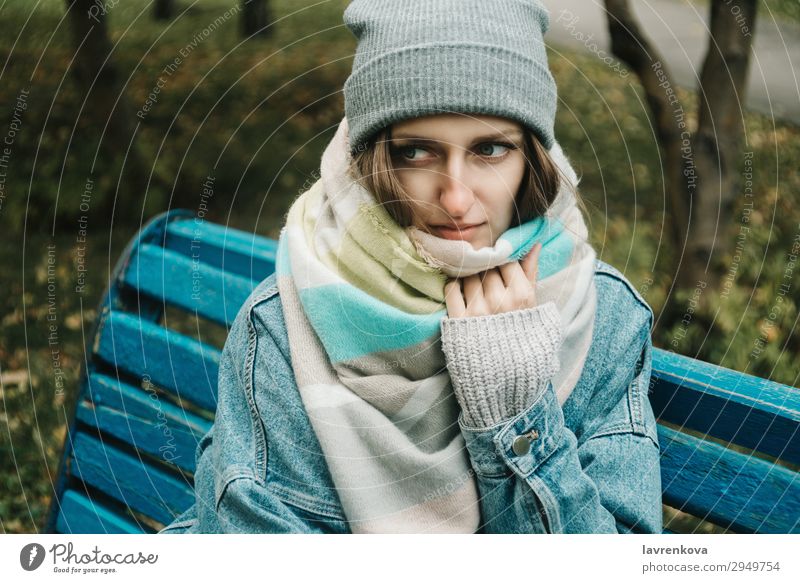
[349,123,571,232]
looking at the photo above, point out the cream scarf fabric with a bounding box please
[274,117,596,532]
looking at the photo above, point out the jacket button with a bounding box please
[511,430,539,456]
[512,435,531,456]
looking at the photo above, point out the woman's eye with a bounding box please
[477,143,511,157]
[392,142,513,162]
[392,145,429,161]
[402,146,425,160]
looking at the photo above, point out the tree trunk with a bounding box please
[691,0,757,288]
[64,0,166,221]
[65,0,117,90]
[154,0,175,20]
[603,0,695,318]
[241,0,272,37]
[603,0,756,323]
[604,0,690,250]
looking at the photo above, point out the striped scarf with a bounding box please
[275,117,597,533]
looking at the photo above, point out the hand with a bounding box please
[444,243,542,318]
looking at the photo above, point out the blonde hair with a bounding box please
[349,125,566,232]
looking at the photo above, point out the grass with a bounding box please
[550,47,799,385]
[1,0,798,533]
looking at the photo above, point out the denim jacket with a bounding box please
[161,259,662,534]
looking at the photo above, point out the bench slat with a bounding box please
[76,398,204,474]
[652,349,800,465]
[87,373,212,436]
[165,218,277,281]
[658,424,800,533]
[55,490,145,534]
[123,243,257,327]
[94,310,220,412]
[70,432,194,527]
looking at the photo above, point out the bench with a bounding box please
[45,209,800,534]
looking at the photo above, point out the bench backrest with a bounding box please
[46,210,800,534]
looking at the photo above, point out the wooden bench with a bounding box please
[45,210,800,534]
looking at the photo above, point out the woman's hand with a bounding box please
[444,243,542,318]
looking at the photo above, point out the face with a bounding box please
[388,114,526,250]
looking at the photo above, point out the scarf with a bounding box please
[275,117,597,533]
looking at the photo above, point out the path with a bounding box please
[541,0,800,123]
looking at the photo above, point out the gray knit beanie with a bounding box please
[342,0,557,154]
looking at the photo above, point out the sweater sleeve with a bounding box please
[439,302,563,429]
[440,300,662,534]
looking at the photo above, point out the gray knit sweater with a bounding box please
[440,302,563,429]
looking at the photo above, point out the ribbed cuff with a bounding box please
[440,302,563,429]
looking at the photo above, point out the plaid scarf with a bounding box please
[275,118,596,532]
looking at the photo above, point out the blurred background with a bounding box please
[1,0,798,533]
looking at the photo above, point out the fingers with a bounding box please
[444,279,466,318]
[498,260,530,301]
[446,273,493,318]
[521,242,542,283]
[481,269,507,313]
[497,243,540,309]
[462,274,488,316]
[444,243,543,318]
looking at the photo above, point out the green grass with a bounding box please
[549,47,799,386]
[1,0,798,533]
[1,0,354,235]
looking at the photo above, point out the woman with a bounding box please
[162,0,662,534]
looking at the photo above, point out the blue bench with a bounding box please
[45,210,800,534]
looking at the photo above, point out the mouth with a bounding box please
[429,222,486,241]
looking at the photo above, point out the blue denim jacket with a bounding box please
[161,259,662,534]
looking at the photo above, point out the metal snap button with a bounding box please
[512,435,531,456]
[511,430,539,456]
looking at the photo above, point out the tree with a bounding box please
[64,0,170,221]
[604,0,757,320]
[154,0,175,21]
[241,0,273,38]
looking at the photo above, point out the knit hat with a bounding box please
[342,0,557,153]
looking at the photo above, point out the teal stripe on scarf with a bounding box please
[298,284,445,363]
[276,215,575,364]
[277,229,444,363]
[503,216,573,280]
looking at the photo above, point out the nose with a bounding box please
[438,159,475,218]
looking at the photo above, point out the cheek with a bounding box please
[395,171,419,199]
[391,172,430,228]
[396,172,435,210]
[482,156,524,193]
[507,158,527,193]
[489,196,515,232]
[490,165,524,214]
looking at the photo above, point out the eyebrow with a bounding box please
[390,129,524,142]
